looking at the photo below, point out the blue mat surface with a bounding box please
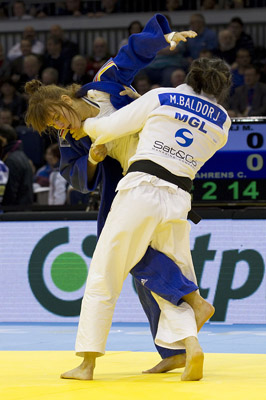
[0,322,266,354]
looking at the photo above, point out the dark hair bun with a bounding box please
[24,79,43,96]
[186,58,232,104]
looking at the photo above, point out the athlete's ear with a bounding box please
[61,95,73,105]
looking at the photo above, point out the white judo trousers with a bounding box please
[76,178,198,356]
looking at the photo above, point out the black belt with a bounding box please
[127,160,201,224]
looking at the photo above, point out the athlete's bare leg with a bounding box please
[143,353,186,374]
[182,291,215,332]
[181,336,204,381]
[60,352,98,380]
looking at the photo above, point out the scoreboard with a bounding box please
[192,117,266,205]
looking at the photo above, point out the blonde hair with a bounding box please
[25,80,81,134]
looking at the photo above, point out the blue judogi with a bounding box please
[59,14,197,359]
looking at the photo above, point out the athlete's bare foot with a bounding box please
[194,298,215,332]
[61,353,97,380]
[182,292,215,332]
[143,353,186,374]
[181,337,204,381]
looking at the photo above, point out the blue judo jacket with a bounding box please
[60,14,171,232]
[59,14,198,358]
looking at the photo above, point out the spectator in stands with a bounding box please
[9,39,33,88]
[199,49,213,58]
[224,0,244,9]
[16,54,42,92]
[42,35,73,85]
[0,79,27,125]
[34,145,54,187]
[186,13,218,60]
[170,68,186,87]
[9,39,32,80]
[87,37,112,81]
[142,15,188,86]
[0,42,11,80]
[200,0,221,9]
[0,108,13,126]
[10,0,32,20]
[8,26,45,61]
[0,124,33,206]
[57,0,88,16]
[49,25,79,59]
[231,47,251,93]
[228,65,266,117]
[41,67,59,85]
[99,0,120,15]
[22,26,45,55]
[71,55,90,85]
[27,3,50,18]
[228,17,254,56]
[119,20,143,49]
[142,40,188,87]
[15,127,44,171]
[164,0,185,11]
[46,143,68,205]
[29,1,57,17]
[133,74,151,95]
[213,29,237,65]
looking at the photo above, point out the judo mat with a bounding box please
[1,351,266,400]
[1,323,266,400]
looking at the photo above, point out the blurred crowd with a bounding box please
[0,0,266,208]
[1,0,266,18]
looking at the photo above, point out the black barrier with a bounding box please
[1,208,266,222]
[0,210,98,221]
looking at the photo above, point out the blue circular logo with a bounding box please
[175,129,193,147]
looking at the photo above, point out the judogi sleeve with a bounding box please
[83,90,159,144]
[93,14,171,85]
[59,14,171,191]
[59,135,100,193]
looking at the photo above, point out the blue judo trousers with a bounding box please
[59,14,198,359]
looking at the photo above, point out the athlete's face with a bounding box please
[47,104,81,134]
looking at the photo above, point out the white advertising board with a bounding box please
[0,219,265,323]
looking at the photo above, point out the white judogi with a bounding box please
[83,90,139,174]
[76,85,231,355]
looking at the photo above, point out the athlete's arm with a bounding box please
[95,14,171,86]
[82,90,159,145]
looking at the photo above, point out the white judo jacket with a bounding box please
[83,83,231,183]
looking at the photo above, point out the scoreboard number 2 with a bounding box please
[202,182,217,200]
